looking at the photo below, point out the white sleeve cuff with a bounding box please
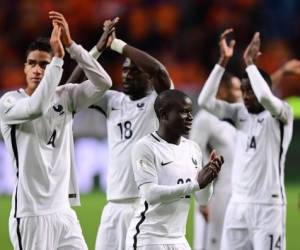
[66,41,81,57]
[89,46,102,59]
[245,64,258,75]
[110,39,127,54]
[215,64,226,72]
[51,57,64,67]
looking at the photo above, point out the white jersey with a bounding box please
[126,132,203,246]
[231,106,293,204]
[198,64,294,206]
[91,90,158,201]
[190,109,236,194]
[0,42,112,218]
[191,110,237,250]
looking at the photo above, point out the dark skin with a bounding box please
[157,96,193,145]
[67,18,171,100]
[241,79,264,114]
[243,32,266,114]
[156,93,224,188]
[66,19,118,83]
[218,30,264,114]
[121,58,151,100]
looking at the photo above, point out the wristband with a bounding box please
[89,46,102,59]
[110,39,127,54]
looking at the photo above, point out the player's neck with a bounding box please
[247,106,264,114]
[127,88,151,100]
[128,92,147,100]
[156,128,181,145]
[25,87,34,96]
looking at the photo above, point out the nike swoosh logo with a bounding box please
[111,107,119,111]
[239,119,247,122]
[257,118,264,123]
[161,161,173,166]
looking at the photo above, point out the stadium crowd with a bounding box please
[0,1,299,250]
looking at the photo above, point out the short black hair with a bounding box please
[242,68,272,88]
[154,89,189,120]
[25,37,52,58]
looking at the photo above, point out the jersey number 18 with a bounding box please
[117,121,133,140]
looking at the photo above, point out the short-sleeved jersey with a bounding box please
[126,132,203,246]
[91,90,158,201]
[230,104,293,205]
[190,109,236,195]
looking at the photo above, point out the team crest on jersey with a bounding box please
[137,102,145,109]
[257,118,264,123]
[191,157,197,167]
[53,104,64,115]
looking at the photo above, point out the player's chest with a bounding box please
[212,120,236,148]
[37,98,70,128]
[108,98,152,122]
[22,98,71,148]
[238,113,271,152]
[154,146,199,185]
[108,100,157,141]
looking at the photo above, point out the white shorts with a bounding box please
[126,242,191,250]
[9,208,87,250]
[193,189,230,250]
[95,199,140,250]
[206,189,231,250]
[221,201,286,250]
[193,202,207,250]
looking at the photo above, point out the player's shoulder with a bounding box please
[106,90,127,104]
[132,134,155,154]
[139,90,157,103]
[263,100,293,125]
[193,110,218,126]
[1,89,25,100]
[181,137,202,152]
[0,89,26,108]
[105,89,122,98]
[138,132,159,145]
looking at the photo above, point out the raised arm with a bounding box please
[198,29,240,120]
[104,18,172,93]
[66,18,119,84]
[243,32,291,123]
[121,44,172,93]
[49,11,112,111]
[0,24,64,125]
[271,59,300,89]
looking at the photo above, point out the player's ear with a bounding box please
[159,108,168,121]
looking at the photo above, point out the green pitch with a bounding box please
[0,184,299,249]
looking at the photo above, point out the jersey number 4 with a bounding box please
[247,136,256,150]
[47,130,56,148]
[117,121,133,140]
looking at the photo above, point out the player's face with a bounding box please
[166,96,193,136]
[241,79,264,114]
[122,58,151,99]
[24,50,51,94]
[227,76,242,103]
